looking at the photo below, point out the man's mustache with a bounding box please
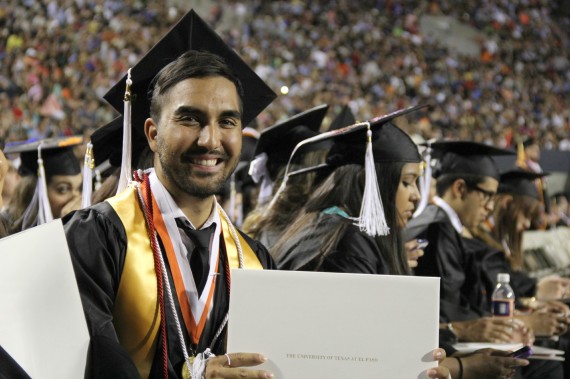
[181,148,229,161]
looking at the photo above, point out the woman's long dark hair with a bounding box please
[6,175,38,234]
[492,193,540,270]
[244,150,327,238]
[272,161,410,275]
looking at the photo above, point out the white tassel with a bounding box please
[249,152,274,206]
[228,173,236,222]
[117,68,133,194]
[265,176,286,212]
[36,144,53,225]
[81,142,94,208]
[413,145,432,218]
[353,124,389,236]
[94,169,102,191]
[189,348,215,379]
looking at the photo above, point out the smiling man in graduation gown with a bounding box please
[63,10,277,379]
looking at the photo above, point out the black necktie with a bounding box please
[176,219,215,296]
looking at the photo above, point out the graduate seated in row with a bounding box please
[1,136,83,236]
[242,103,357,249]
[269,108,534,378]
[271,106,424,274]
[469,169,570,374]
[405,141,566,379]
[473,169,570,308]
[242,104,330,248]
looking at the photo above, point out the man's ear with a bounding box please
[144,118,158,152]
[451,178,467,200]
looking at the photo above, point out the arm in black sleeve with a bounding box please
[63,203,127,340]
[321,227,387,274]
[239,229,276,269]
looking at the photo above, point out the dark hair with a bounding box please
[6,175,38,233]
[492,193,540,270]
[245,150,328,243]
[149,50,244,121]
[271,164,363,268]
[272,161,410,275]
[435,173,487,197]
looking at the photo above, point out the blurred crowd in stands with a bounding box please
[1,0,570,150]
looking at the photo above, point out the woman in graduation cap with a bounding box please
[2,137,83,234]
[469,169,570,337]
[272,106,425,276]
[270,107,518,379]
[242,104,330,249]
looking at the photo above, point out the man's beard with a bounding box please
[158,147,238,199]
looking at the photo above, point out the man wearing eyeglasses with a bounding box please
[404,141,522,341]
[405,141,567,378]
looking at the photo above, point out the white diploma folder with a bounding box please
[228,269,440,379]
[0,220,89,378]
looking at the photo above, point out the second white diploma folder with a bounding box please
[228,269,440,379]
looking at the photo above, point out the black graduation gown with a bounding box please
[405,208,564,379]
[466,236,537,311]
[276,213,390,275]
[63,201,275,379]
[0,344,31,379]
[403,205,485,322]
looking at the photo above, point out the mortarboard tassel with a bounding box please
[36,144,53,225]
[248,153,274,207]
[81,142,94,208]
[228,172,237,222]
[94,169,102,191]
[354,123,389,237]
[116,68,133,194]
[413,144,432,218]
[23,143,54,229]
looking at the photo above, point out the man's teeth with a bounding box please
[192,159,217,167]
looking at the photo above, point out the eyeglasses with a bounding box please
[466,184,496,205]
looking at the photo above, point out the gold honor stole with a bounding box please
[107,186,263,378]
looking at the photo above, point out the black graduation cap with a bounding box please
[326,118,421,167]
[252,104,329,180]
[286,104,426,176]
[429,141,515,180]
[272,104,427,237]
[98,8,276,165]
[329,104,356,131]
[90,116,123,167]
[499,169,548,200]
[90,116,155,170]
[5,136,83,177]
[241,127,259,162]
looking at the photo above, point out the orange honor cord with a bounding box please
[136,172,169,378]
[147,186,218,345]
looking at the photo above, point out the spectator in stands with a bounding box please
[2,1,570,152]
[552,192,570,227]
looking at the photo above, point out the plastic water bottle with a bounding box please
[491,273,515,318]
